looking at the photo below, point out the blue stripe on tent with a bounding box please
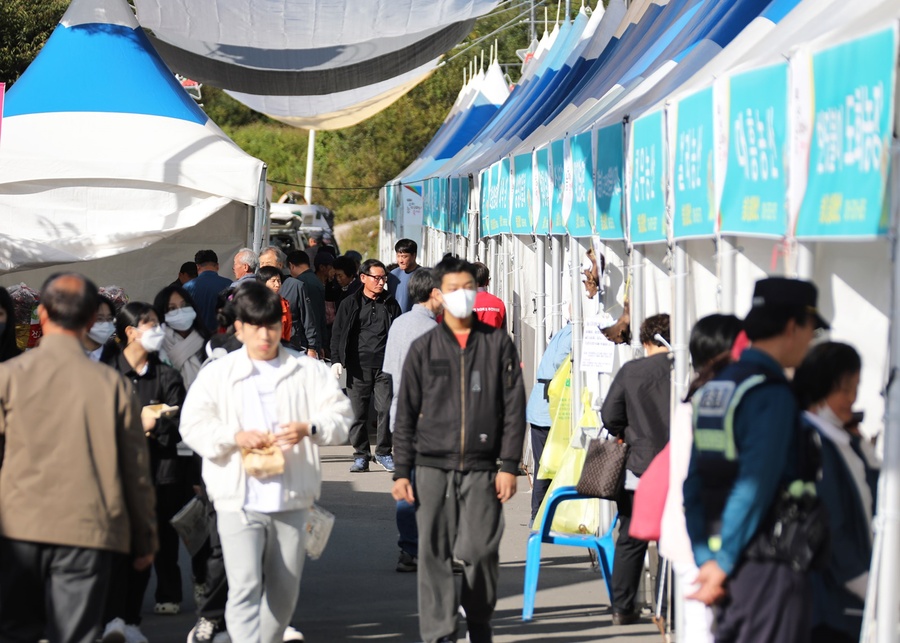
[761,0,800,23]
[5,22,207,124]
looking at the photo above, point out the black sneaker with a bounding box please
[188,617,221,643]
[396,550,417,572]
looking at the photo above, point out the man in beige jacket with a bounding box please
[0,273,158,643]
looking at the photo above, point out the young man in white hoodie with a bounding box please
[181,282,353,643]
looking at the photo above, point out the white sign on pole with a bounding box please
[581,323,616,373]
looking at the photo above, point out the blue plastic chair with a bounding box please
[522,485,618,621]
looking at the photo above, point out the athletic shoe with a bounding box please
[283,625,305,641]
[154,601,180,615]
[396,550,417,572]
[187,617,219,643]
[124,624,148,643]
[100,618,127,643]
[349,457,369,472]
[374,454,395,472]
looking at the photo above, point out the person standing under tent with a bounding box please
[471,262,506,330]
[794,342,879,643]
[185,250,233,334]
[382,268,442,573]
[331,259,401,473]
[282,250,317,357]
[231,248,260,288]
[291,250,328,359]
[392,256,526,643]
[180,281,352,643]
[83,294,118,364]
[600,313,672,625]
[683,277,828,642]
[386,238,422,313]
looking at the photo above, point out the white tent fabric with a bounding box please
[0,0,264,288]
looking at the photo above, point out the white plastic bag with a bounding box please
[304,504,335,560]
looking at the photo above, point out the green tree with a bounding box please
[0,0,68,86]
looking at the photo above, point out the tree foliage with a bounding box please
[0,0,69,86]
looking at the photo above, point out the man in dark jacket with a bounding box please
[331,259,402,473]
[392,256,526,643]
[600,313,671,624]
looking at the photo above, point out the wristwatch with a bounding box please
[310,423,318,436]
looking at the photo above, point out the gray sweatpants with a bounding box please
[217,509,309,643]
[415,466,504,643]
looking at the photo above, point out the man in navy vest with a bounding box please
[683,277,829,642]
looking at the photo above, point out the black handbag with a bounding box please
[744,489,831,572]
[576,438,630,499]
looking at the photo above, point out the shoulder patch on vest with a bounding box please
[696,381,735,418]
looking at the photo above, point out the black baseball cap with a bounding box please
[751,277,830,330]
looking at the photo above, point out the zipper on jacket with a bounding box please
[459,348,466,471]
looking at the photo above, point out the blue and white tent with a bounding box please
[0,0,265,298]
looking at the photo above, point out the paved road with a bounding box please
[140,445,662,642]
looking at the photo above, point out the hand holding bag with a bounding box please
[576,437,630,499]
[241,437,285,479]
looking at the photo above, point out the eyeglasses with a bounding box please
[363,273,388,282]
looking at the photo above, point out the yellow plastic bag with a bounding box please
[532,443,600,534]
[538,357,572,480]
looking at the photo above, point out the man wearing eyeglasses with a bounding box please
[331,259,402,473]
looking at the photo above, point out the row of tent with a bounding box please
[385,0,897,247]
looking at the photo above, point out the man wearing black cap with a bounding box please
[683,277,829,642]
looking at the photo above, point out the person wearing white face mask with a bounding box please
[100,302,187,643]
[392,256,526,643]
[153,285,210,390]
[83,295,117,363]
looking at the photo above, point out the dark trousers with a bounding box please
[154,483,186,604]
[347,367,393,458]
[105,554,151,625]
[396,469,418,557]
[529,424,552,523]
[715,559,811,643]
[0,537,113,643]
[611,488,659,614]
[415,467,503,643]
[197,505,228,621]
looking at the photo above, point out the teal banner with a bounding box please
[533,147,551,234]
[422,178,434,229]
[568,131,594,237]
[595,123,625,239]
[673,87,716,238]
[629,110,667,244]
[796,28,897,238]
[511,153,532,234]
[479,168,490,237]
[436,177,449,232]
[721,62,788,237]
[489,158,511,235]
[458,176,470,236]
[550,139,566,233]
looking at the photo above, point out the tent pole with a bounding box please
[630,246,645,358]
[305,129,316,205]
[551,235,562,333]
[569,234,583,429]
[796,241,814,280]
[877,145,900,643]
[535,236,547,353]
[252,164,268,253]
[719,235,736,313]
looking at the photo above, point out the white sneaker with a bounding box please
[100,618,127,643]
[124,624,148,643]
[283,625,304,641]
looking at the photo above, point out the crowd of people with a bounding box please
[0,236,882,643]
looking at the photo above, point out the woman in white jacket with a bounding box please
[181,282,352,643]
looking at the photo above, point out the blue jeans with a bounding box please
[397,468,417,556]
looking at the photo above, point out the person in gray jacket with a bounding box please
[392,256,526,643]
[382,268,442,573]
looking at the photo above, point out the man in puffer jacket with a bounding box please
[181,282,352,643]
[392,256,526,643]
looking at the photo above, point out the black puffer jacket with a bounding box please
[393,319,526,479]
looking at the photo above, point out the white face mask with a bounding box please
[139,325,166,353]
[88,321,115,345]
[441,288,476,319]
[165,306,197,332]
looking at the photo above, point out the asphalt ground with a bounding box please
[139,445,662,643]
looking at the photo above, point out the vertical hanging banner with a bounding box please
[568,130,595,237]
[550,139,566,233]
[459,176,470,237]
[511,153,533,234]
[437,177,449,233]
[533,147,551,234]
[673,87,717,239]
[490,157,511,236]
[720,62,789,237]
[595,123,625,239]
[629,110,667,244]
[796,27,898,238]
[401,182,423,230]
[448,177,461,235]
[479,168,491,237]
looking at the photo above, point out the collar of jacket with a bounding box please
[411,303,436,320]
[356,289,394,306]
[227,344,302,383]
[116,349,160,378]
[38,333,91,358]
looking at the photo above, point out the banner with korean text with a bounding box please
[720,62,788,237]
[550,139,566,234]
[629,110,667,244]
[672,87,717,239]
[568,131,595,237]
[532,147,551,234]
[595,123,625,240]
[511,153,533,234]
[796,27,898,238]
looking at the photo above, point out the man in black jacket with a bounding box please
[392,256,526,643]
[600,313,671,625]
[331,259,402,473]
